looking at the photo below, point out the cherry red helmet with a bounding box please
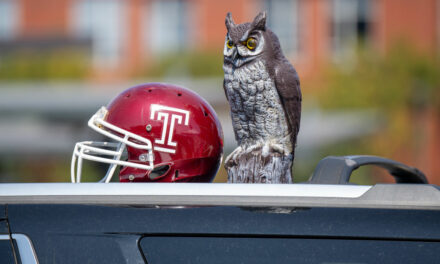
[71,83,223,183]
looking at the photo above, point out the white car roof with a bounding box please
[0,183,439,210]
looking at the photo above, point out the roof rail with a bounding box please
[308,155,428,184]
[0,183,438,209]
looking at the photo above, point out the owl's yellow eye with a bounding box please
[226,40,234,49]
[246,38,257,50]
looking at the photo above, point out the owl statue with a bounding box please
[223,12,302,183]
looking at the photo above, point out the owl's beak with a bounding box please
[231,48,238,61]
[233,50,254,67]
[231,49,244,67]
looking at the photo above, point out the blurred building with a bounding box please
[1,0,438,78]
[0,0,439,182]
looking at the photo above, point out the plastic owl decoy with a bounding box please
[223,12,302,183]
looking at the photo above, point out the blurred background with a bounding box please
[0,0,439,184]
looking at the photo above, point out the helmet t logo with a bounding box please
[150,104,190,154]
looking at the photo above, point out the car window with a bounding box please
[0,239,21,264]
[140,236,440,264]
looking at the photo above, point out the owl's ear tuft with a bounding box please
[251,11,267,30]
[225,12,236,31]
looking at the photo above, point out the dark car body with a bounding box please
[0,182,439,264]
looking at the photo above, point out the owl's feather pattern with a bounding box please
[223,12,301,183]
[223,59,290,150]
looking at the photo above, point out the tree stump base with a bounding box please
[225,147,293,183]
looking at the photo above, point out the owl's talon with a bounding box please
[270,143,286,155]
[225,146,243,168]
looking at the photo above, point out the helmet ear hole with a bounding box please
[149,165,171,180]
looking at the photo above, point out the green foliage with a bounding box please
[319,44,440,111]
[0,158,109,183]
[316,43,440,174]
[0,49,89,81]
[141,51,224,78]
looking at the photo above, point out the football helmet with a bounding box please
[71,83,223,183]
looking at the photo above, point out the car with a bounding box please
[0,155,439,264]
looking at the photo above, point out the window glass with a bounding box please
[0,0,18,40]
[71,0,126,67]
[264,0,299,56]
[140,236,440,264]
[148,0,189,54]
[331,0,372,61]
[0,239,21,264]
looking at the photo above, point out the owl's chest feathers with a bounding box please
[223,60,290,147]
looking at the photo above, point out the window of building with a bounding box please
[0,0,18,40]
[147,0,190,54]
[264,0,300,56]
[71,0,126,68]
[331,0,372,62]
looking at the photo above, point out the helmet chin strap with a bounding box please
[100,142,126,183]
